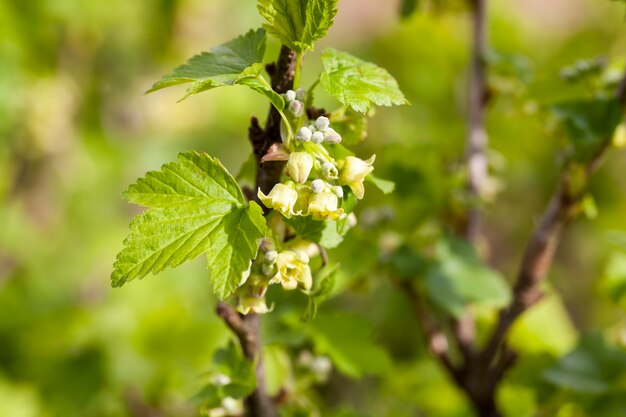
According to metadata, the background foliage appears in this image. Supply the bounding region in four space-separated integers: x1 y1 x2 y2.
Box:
1 0 626 416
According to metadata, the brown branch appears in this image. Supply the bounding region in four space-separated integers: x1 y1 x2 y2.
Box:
481 67 626 367
465 0 489 245
399 282 459 379
216 45 296 417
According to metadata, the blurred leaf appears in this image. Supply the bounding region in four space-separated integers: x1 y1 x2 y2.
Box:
147 29 284 107
367 174 396 194
330 107 369 145
598 252 626 306
112 151 267 300
308 312 392 378
551 97 623 160
302 263 338 321
257 0 338 52
543 332 626 394
320 48 408 113
390 244 431 279
507 293 578 356
263 345 293 396
425 237 511 317
400 0 418 19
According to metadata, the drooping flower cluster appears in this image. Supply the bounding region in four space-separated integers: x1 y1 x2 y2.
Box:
236 240 318 315
258 96 375 221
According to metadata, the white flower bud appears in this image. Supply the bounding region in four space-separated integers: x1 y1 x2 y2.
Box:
221 397 240 414
287 152 314 184
323 127 342 144
347 212 358 227
212 373 231 387
296 126 312 142
295 88 306 101
311 179 325 193
322 161 338 179
311 131 324 144
264 250 277 264
333 185 344 198
314 116 330 131
288 100 304 117
283 89 296 102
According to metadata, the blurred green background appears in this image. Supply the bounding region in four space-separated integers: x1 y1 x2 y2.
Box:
2 0 626 416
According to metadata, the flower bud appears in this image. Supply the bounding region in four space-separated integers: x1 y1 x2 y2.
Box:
287 152 314 184
295 88 306 101
296 126 312 142
288 100 304 117
307 192 344 220
338 155 375 199
311 179 325 193
311 131 324 144
314 116 330 131
264 250 277 264
283 89 296 102
258 183 299 217
321 162 338 179
323 128 342 144
333 185 344 198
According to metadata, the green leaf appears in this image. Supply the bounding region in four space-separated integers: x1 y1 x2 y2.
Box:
308 312 392 378
329 107 368 145
285 213 353 249
213 341 257 398
263 345 293 396
424 236 511 317
552 97 623 161
112 151 267 300
543 332 626 394
320 48 408 113
507 292 578 356
598 252 626 306
400 0 418 19
257 0 338 53
302 263 338 321
147 29 283 107
366 174 395 194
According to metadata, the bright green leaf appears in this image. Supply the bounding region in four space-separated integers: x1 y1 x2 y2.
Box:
263 345 293 396
112 151 267 300
257 0 338 53
302 263 338 321
147 29 283 107
213 341 257 398
320 48 408 113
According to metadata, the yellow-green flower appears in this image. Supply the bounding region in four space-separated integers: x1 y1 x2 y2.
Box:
237 296 271 315
307 192 344 220
287 152 314 184
258 184 299 217
338 155 375 199
270 250 312 291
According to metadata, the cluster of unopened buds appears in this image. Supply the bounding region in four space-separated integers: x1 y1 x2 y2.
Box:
283 88 305 117
258 104 376 220
236 241 318 315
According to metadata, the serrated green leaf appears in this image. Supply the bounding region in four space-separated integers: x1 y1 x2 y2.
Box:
147 29 282 107
257 0 338 53
424 236 511 317
320 48 408 113
213 341 256 399
112 151 267 300
366 174 395 194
